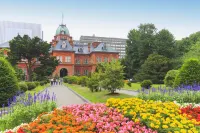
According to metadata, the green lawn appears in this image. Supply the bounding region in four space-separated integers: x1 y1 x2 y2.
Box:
65 83 133 103
123 83 165 91
26 84 50 95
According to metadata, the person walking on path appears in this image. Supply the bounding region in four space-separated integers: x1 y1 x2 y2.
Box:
50 78 53 86
56 79 58 85
60 78 63 85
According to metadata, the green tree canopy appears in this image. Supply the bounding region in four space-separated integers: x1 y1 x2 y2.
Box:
124 24 176 79
8 35 58 81
154 29 176 58
174 59 200 87
0 57 19 105
135 54 171 84
99 60 124 93
183 41 200 61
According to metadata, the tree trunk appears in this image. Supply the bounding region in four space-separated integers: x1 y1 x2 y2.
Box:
111 89 115 94
27 60 32 81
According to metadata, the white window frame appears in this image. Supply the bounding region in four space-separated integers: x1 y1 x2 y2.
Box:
65 56 71 63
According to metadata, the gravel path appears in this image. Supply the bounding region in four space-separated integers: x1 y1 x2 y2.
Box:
47 85 86 108
116 89 139 96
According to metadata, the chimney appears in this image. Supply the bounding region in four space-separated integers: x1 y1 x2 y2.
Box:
88 43 91 52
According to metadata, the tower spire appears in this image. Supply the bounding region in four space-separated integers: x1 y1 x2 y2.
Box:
62 13 64 25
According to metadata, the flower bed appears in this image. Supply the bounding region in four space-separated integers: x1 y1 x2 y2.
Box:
5 98 200 133
6 104 156 133
106 98 200 132
181 105 200 122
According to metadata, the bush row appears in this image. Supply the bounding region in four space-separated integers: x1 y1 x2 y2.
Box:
63 76 88 87
18 80 49 92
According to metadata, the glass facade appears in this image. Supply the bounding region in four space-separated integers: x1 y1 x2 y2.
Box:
0 21 41 44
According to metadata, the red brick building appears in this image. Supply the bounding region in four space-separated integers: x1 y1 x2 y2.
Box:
50 24 119 77
0 23 119 78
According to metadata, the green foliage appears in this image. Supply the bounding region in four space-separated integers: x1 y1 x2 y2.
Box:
78 76 88 86
153 29 176 58
0 102 56 131
176 31 200 57
136 54 171 84
127 81 132 87
34 56 59 81
19 82 28 92
8 35 58 81
0 57 19 105
140 80 152 89
98 60 124 93
124 24 176 79
87 73 100 92
174 59 200 87
164 70 179 87
138 89 200 104
39 81 46 86
183 42 200 62
34 81 40 86
63 76 79 84
63 76 68 83
14 67 25 81
26 82 36 90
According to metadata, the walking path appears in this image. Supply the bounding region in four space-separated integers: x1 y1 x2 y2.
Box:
47 85 86 108
116 89 139 96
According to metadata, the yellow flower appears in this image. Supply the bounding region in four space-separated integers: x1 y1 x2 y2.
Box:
162 125 168 129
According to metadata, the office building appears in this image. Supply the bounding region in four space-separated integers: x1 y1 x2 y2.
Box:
80 35 127 58
0 21 42 44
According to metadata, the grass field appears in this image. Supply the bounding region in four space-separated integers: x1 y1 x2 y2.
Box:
65 83 133 103
123 83 165 91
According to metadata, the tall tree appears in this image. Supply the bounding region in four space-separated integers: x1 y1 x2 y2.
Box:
137 24 157 65
176 31 200 57
135 54 171 84
125 29 140 78
124 23 157 79
8 35 58 81
154 29 176 58
34 56 59 81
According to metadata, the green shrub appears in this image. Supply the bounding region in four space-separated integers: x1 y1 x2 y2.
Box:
87 73 99 92
19 82 28 92
34 81 40 86
164 70 179 87
64 76 79 84
0 57 19 105
174 59 200 87
26 82 36 90
63 76 68 83
0 101 56 131
127 81 132 87
78 76 88 86
141 80 152 89
40 81 46 86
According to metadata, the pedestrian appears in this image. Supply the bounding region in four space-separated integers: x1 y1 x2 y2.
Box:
53 78 56 85
56 78 58 85
51 78 53 86
60 78 63 85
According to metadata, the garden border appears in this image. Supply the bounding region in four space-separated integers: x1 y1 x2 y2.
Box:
65 85 91 103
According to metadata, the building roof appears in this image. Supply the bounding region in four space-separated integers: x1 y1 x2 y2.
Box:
56 24 70 36
52 39 73 51
0 41 9 48
91 43 117 53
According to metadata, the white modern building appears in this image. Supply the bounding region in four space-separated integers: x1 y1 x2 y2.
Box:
0 21 42 44
80 35 127 58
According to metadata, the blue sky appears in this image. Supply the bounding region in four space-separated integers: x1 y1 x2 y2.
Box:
1 0 200 42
